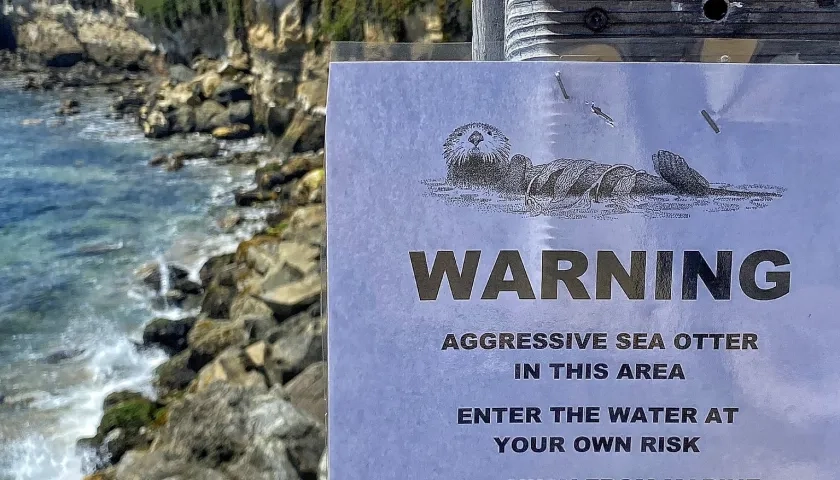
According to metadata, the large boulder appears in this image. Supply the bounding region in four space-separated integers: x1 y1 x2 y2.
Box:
78 395 161 470
165 106 197 134
187 319 247 371
263 309 325 385
195 100 230 133
14 9 155 69
212 124 252 140
199 253 237 288
142 317 197 356
76 21 155 69
170 139 221 161
291 168 325 205
234 188 277 207
200 283 237 319
283 361 326 424
16 18 85 67
114 451 233 480
136 262 190 292
280 205 326 247
192 348 267 393
254 152 324 191
229 295 274 323
278 111 325 153
212 80 250 105
153 351 197 399
114 384 324 480
228 101 254 126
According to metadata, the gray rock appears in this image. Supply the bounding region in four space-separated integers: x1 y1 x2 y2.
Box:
171 140 221 161
212 80 250 105
230 296 275 323
258 274 321 319
142 317 197 356
228 101 253 126
258 242 321 290
279 111 325 154
243 314 278 343
115 451 234 480
167 106 197 134
264 312 325 386
200 283 237 319
148 154 167 166
137 262 190 292
280 205 326 247
171 277 203 296
199 254 236 287
43 348 85 364
56 98 80 116
234 188 277 207
153 351 197 398
121 383 324 480
169 64 197 83
229 151 262 165
112 94 145 113
103 391 146 411
165 156 185 172
193 348 267 393
195 100 229 132
187 319 247 371
103 428 133 466
266 103 295 137
284 361 326 424
218 212 242 233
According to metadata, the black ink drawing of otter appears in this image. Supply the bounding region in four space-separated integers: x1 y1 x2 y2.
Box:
438 122 783 216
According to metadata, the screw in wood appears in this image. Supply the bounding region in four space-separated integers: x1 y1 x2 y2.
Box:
583 8 609 32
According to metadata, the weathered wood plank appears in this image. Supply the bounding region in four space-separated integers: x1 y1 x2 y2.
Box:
505 0 840 61
506 0 840 14
507 11 840 25
472 0 506 60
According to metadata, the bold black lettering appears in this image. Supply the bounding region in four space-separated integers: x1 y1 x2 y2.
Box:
596 250 646 300
481 250 536 300
739 250 791 300
541 250 590 299
409 251 480 300
655 250 674 300
682 251 732 300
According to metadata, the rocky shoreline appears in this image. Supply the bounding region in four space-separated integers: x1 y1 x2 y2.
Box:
2 23 328 480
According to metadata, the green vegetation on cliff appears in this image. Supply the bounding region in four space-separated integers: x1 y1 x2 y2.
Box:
134 0 227 29
135 0 470 43
316 0 471 41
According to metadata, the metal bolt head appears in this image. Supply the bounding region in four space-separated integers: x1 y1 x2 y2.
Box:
584 8 609 32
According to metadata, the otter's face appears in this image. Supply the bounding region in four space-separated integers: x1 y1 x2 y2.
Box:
443 123 511 187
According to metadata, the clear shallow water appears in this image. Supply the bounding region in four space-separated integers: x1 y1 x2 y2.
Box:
0 87 257 480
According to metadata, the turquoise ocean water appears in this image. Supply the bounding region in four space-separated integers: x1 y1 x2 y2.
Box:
0 86 257 480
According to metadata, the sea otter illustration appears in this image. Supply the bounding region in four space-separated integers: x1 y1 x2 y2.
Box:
440 122 781 212
443 122 511 187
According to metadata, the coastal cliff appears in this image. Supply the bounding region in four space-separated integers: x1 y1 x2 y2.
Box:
0 0 471 479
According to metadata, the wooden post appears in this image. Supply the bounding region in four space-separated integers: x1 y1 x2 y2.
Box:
471 0 506 60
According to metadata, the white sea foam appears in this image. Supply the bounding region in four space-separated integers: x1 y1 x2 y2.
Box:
1 333 166 480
